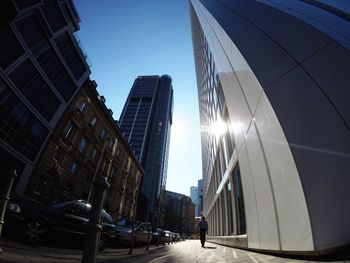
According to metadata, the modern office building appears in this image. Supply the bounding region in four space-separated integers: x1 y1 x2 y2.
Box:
190 186 199 217
190 0 350 255
119 75 173 224
0 0 90 196
26 79 143 220
197 178 203 216
163 190 195 236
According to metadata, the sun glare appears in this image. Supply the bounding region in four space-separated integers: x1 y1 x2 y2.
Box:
171 120 184 144
211 119 227 137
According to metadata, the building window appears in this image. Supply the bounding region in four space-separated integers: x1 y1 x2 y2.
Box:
9 59 60 121
63 120 75 140
0 79 48 161
78 137 87 153
90 117 97 127
0 19 24 69
101 159 109 174
78 101 86 112
54 149 64 163
232 165 246 235
70 162 78 174
41 0 66 33
99 128 106 140
54 32 86 81
91 148 97 161
108 138 114 149
225 181 234 235
16 15 77 102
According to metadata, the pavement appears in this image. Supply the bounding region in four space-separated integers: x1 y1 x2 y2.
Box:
1 238 350 263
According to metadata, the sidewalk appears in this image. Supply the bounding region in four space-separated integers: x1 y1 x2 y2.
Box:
1 238 350 263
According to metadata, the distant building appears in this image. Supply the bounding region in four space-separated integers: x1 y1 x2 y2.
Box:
0 0 90 197
119 75 173 225
163 190 195 235
190 0 350 255
26 79 143 220
190 186 199 216
197 179 203 216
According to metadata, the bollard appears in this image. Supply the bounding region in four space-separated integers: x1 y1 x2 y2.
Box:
82 176 109 263
128 224 135 255
0 170 17 254
146 224 150 250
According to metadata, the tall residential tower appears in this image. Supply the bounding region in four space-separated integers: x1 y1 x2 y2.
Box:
119 75 173 224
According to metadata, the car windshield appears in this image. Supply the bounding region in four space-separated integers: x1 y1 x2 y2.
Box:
102 210 114 224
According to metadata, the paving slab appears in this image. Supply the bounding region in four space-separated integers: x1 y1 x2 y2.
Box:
1 238 350 262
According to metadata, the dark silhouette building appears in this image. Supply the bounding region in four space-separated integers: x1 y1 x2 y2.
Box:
0 0 90 196
119 75 173 225
163 190 195 236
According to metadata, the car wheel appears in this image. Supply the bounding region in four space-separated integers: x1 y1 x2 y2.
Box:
24 220 45 245
98 236 107 251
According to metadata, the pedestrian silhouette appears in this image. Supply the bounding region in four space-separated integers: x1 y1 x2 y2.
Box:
197 216 208 247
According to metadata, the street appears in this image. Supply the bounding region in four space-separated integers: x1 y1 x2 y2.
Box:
1 238 350 263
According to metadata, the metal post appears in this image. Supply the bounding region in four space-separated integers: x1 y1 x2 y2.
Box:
82 176 109 263
0 170 17 253
146 224 150 250
87 139 109 202
128 224 135 255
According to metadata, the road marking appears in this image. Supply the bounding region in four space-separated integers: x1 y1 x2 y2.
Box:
148 253 177 263
248 253 259 263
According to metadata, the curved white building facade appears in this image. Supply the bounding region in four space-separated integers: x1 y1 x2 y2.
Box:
190 0 350 255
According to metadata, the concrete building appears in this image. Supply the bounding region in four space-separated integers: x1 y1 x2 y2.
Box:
0 0 90 196
26 79 143 220
163 190 195 236
190 0 350 255
119 75 173 225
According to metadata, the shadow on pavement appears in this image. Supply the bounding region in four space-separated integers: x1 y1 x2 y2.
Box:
204 246 217 249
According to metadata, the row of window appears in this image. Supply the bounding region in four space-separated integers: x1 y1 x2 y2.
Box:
63 119 111 156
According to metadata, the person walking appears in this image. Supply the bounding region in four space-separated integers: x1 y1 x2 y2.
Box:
197 216 208 247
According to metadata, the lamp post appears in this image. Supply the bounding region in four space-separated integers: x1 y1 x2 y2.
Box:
87 138 109 202
82 176 109 263
0 170 17 254
82 138 110 263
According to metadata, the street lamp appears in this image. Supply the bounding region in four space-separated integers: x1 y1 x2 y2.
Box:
0 170 17 254
87 138 110 202
82 138 110 263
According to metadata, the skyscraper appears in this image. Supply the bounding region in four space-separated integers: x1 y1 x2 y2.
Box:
190 0 350 255
190 186 199 217
119 75 173 224
197 179 203 217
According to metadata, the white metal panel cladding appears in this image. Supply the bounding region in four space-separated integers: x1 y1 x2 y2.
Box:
190 0 314 252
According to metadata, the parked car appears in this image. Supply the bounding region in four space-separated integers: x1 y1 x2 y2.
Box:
174 232 181 242
4 196 115 249
114 218 152 246
163 230 171 244
151 227 165 245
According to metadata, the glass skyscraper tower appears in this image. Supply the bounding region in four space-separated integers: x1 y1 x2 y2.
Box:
119 75 173 224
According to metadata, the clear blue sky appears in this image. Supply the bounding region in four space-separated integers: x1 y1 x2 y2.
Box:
74 0 202 196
